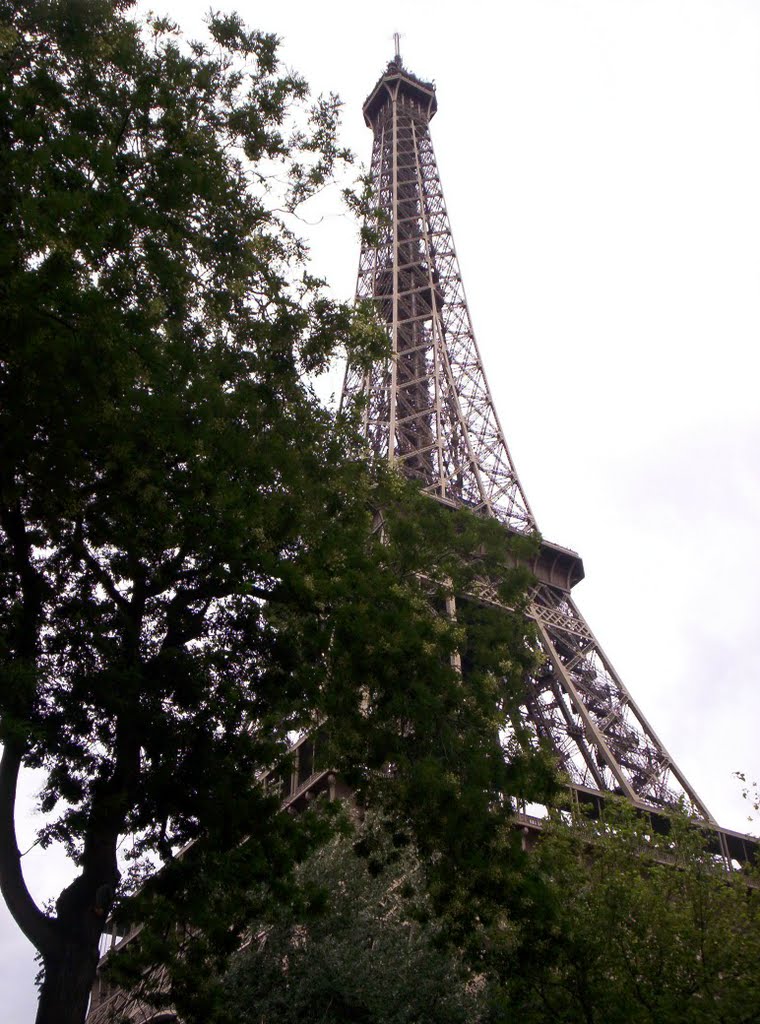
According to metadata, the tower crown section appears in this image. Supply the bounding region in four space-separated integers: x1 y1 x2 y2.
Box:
363 57 437 129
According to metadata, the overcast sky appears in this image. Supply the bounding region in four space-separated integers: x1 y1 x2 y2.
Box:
3 1 760 1019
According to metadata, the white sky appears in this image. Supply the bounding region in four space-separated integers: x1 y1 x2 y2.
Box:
4 1 760 1019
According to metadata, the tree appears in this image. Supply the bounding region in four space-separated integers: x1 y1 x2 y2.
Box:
216 812 491 1024
489 802 760 1024
0 4 547 1021
219 803 760 1024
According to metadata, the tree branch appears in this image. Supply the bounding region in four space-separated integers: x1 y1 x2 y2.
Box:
162 590 214 650
0 741 58 956
71 523 129 614
112 103 134 153
0 490 46 663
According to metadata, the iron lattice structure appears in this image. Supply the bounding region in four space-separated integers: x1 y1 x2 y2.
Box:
342 57 716 826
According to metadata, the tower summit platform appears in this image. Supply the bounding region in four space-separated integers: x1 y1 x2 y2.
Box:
363 56 438 128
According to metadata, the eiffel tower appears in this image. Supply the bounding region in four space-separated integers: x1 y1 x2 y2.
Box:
341 50 753 862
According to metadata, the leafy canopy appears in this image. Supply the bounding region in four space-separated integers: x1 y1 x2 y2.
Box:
220 803 760 1024
492 802 760 1024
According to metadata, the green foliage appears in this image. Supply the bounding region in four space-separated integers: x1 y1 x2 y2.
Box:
216 813 490 1024
218 803 760 1024
0 0 360 865
494 802 760 1024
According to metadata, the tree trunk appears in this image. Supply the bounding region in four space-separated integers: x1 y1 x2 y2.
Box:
35 940 100 1024
33 870 116 1024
